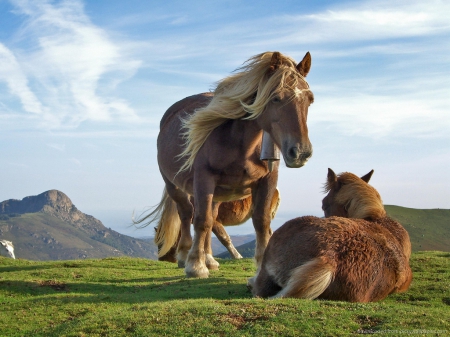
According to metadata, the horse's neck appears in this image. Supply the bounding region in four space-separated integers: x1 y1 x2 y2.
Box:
228 118 263 152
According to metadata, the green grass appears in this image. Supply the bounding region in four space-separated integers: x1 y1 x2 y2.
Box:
1 252 449 336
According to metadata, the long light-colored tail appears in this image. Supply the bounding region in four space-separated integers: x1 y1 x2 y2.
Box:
133 188 181 257
270 257 334 299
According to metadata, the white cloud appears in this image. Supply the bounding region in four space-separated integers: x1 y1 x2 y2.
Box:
3 0 141 129
0 43 43 114
279 0 450 45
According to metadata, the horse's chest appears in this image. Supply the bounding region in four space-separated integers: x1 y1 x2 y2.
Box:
212 163 266 200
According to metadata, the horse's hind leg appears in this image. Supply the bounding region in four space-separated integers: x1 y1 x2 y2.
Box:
204 226 220 270
163 178 194 268
212 222 243 259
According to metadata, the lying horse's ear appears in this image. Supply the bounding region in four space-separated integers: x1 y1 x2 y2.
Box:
268 52 283 73
360 169 374 183
327 168 337 186
296 52 311 77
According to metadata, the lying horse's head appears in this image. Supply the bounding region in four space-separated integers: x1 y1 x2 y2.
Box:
322 168 386 220
254 52 314 168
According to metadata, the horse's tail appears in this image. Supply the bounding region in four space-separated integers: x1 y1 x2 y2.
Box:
133 188 181 258
272 257 335 300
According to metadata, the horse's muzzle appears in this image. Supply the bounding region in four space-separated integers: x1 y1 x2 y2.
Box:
283 145 313 168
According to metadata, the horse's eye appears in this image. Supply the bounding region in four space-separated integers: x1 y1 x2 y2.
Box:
271 96 281 103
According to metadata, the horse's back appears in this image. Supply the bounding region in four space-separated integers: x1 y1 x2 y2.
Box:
159 92 214 129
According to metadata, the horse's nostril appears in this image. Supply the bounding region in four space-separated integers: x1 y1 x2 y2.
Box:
288 146 300 159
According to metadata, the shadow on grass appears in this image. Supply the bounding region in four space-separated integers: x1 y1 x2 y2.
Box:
0 274 253 305
0 264 59 273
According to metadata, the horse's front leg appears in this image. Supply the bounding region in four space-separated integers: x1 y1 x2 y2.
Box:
248 172 278 287
185 176 217 278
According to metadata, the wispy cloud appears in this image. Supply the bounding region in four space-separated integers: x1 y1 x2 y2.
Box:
297 0 450 42
1 0 141 129
0 43 43 114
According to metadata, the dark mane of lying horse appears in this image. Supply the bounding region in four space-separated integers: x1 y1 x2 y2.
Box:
250 169 412 302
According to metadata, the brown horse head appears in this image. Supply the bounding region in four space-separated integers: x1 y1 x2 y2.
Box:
322 168 385 220
254 52 314 168
178 51 314 173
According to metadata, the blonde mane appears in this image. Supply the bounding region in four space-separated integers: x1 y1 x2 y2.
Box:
325 172 386 220
177 51 310 173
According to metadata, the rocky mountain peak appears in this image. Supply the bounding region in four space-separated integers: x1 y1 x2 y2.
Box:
1 190 73 214
0 190 94 226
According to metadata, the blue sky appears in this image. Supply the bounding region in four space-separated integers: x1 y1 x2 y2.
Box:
1 0 449 237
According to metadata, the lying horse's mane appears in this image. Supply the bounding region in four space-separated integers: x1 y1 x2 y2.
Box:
325 172 386 220
177 51 312 173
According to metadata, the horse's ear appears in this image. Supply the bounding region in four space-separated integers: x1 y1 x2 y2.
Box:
296 52 311 77
360 169 374 183
269 52 283 73
327 168 337 186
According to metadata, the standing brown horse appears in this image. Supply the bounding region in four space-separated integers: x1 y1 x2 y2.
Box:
250 169 412 302
139 51 313 278
156 189 280 264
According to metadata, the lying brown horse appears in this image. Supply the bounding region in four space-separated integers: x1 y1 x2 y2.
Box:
156 189 280 264
250 169 412 302
137 51 314 278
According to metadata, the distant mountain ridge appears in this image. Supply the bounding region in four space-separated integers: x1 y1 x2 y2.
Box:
0 190 159 260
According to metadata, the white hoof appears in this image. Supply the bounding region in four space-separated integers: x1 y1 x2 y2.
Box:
229 247 243 259
205 254 220 270
185 260 209 278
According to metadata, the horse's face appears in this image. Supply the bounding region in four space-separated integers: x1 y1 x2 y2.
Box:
322 186 348 218
258 87 313 168
256 53 313 168
322 167 348 217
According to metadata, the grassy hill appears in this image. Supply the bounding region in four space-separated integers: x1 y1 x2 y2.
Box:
0 252 449 336
384 205 450 252
217 206 450 259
